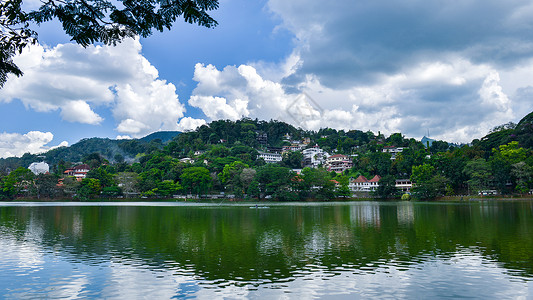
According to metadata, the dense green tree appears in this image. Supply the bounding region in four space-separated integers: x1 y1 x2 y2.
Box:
180 167 211 196
256 165 296 201
86 166 115 188
429 141 449 154
493 141 528 164
511 162 532 194
78 178 101 199
374 175 397 199
83 152 106 169
137 168 164 192
463 158 492 194
246 180 260 198
335 175 351 198
220 161 249 196
0 167 34 200
300 167 335 200
411 164 449 199
490 156 512 194
148 180 181 197
35 173 60 199
282 151 303 169
101 186 122 197
430 151 468 194
387 133 407 147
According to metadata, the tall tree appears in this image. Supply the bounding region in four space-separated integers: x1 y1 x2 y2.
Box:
463 158 492 194
180 167 211 196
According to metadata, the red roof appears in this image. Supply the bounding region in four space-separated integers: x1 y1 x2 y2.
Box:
369 175 381 182
354 175 368 183
329 154 347 158
74 164 90 170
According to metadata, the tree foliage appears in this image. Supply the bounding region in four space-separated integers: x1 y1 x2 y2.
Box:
1 0 219 86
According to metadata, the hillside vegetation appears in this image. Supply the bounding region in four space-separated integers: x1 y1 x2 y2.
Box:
1 113 532 201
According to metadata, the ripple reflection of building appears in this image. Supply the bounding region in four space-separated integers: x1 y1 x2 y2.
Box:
349 203 381 228
396 202 414 225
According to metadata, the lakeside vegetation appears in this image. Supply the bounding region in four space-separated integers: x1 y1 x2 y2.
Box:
1 111 532 201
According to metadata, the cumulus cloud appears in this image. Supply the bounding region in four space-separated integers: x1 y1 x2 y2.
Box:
267 0 533 88
60 100 103 124
176 117 207 132
183 0 533 142
188 57 523 143
0 38 186 137
0 131 67 158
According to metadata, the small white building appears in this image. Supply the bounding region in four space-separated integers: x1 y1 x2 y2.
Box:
382 146 406 160
395 179 413 192
179 158 195 164
28 162 49 175
259 152 282 163
302 146 329 168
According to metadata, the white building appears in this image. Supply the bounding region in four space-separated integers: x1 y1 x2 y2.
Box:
395 179 413 192
28 162 49 175
349 175 381 192
64 164 90 181
302 146 329 168
325 154 353 173
382 146 406 160
259 152 282 163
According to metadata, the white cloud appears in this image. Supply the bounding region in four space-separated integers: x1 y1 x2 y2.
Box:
116 135 133 140
0 131 67 158
267 0 533 87
188 57 523 143
181 0 523 142
0 38 186 138
60 100 103 124
176 117 207 132
116 119 150 135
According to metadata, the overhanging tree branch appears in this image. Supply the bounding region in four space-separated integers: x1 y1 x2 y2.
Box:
0 0 219 87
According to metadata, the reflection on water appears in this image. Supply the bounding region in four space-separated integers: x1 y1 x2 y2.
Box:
0 201 532 298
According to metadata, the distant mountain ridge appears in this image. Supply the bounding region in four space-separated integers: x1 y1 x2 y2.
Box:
140 131 181 143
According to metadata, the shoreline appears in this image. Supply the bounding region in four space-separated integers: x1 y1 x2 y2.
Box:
2 196 533 205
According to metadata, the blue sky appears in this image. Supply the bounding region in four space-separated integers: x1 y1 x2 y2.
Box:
1 0 533 158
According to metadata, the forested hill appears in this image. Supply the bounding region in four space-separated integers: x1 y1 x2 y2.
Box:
140 131 181 143
1 112 532 173
474 111 533 152
0 136 166 172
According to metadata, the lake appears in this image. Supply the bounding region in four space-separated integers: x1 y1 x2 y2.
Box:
0 201 532 299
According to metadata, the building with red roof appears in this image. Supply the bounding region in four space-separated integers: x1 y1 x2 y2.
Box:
349 175 381 192
64 164 90 181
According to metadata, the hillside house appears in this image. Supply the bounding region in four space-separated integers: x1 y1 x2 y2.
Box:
395 179 413 192
302 146 329 168
349 175 381 192
325 154 353 173
259 152 282 163
382 146 406 160
64 164 90 181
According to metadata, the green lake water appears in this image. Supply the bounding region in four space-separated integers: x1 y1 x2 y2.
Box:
0 201 532 299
